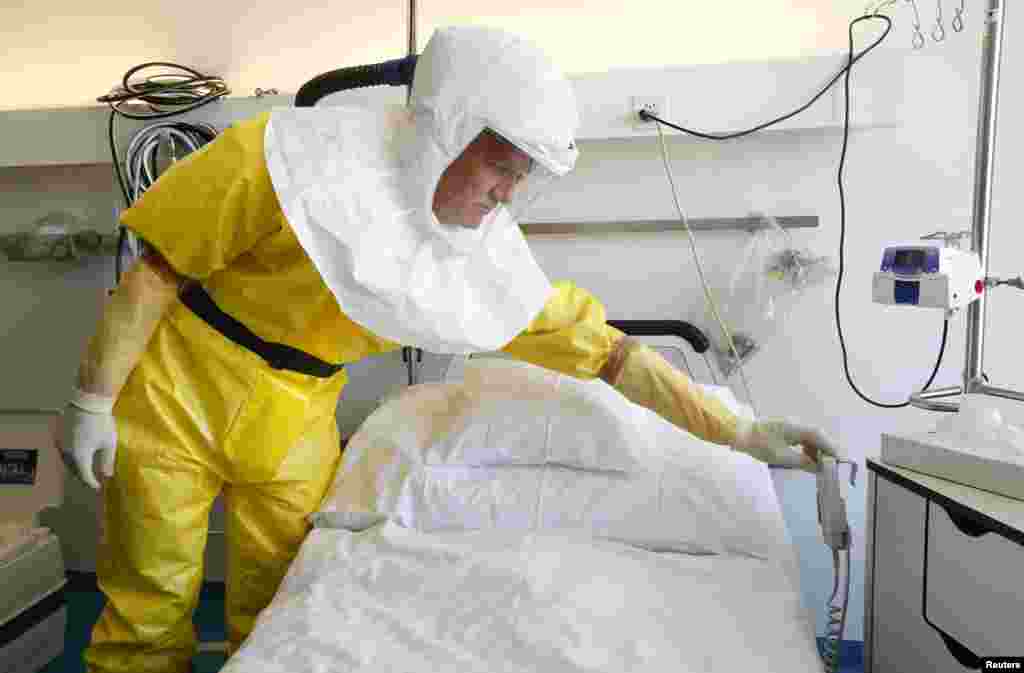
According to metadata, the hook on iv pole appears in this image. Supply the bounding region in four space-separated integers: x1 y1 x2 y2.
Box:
873 0 961 49
906 0 926 48
932 0 947 42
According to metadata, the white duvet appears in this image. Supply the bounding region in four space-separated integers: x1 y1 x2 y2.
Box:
314 358 797 563
222 357 823 672
222 522 822 673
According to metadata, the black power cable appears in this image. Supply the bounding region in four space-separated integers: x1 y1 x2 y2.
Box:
97 62 229 284
642 14 950 409
834 17 947 407
637 15 890 139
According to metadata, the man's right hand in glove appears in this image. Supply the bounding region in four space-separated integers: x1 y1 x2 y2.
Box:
57 389 118 490
732 418 844 473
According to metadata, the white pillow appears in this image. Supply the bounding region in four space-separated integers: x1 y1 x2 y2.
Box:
371 453 790 560
365 359 643 473
313 360 792 561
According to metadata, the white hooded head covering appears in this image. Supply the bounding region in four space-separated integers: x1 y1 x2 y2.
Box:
263 25 580 354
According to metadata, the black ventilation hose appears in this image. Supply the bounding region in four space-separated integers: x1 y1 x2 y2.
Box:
295 55 419 107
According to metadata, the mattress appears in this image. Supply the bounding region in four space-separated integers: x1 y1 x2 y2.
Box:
222 520 820 673
223 454 817 673
222 354 821 671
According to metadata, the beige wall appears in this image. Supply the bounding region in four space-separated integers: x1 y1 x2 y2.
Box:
4 0 874 110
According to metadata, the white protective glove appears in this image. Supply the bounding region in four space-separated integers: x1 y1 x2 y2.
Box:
57 389 117 490
733 418 843 473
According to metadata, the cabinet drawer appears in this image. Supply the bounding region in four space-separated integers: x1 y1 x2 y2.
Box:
871 477 973 673
926 499 1024 660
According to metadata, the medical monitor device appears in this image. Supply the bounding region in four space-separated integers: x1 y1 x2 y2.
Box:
872 244 983 314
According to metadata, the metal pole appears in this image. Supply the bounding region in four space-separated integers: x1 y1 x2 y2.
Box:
520 215 819 236
910 0 1008 412
963 0 1006 393
404 0 424 383
406 0 417 105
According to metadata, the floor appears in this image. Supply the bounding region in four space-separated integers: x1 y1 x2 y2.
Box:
40 572 864 672
39 573 227 673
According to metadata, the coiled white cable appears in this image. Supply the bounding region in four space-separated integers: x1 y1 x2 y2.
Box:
822 548 851 673
99 62 227 283
117 121 218 263
123 122 217 202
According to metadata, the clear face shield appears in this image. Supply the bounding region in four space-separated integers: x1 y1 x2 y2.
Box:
483 129 562 225
497 160 558 224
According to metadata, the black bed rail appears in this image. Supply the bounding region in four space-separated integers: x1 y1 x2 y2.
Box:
606 320 710 354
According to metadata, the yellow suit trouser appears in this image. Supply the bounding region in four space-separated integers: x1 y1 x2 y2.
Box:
83 302 345 673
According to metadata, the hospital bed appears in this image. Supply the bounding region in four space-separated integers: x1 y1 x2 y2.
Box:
219 321 825 673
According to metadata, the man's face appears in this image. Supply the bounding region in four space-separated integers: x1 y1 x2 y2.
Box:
432 130 533 228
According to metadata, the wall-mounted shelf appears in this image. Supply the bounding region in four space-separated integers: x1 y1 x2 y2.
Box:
520 215 818 236
569 47 905 141
0 94 294 169
0 47 905 169
0 230 119 262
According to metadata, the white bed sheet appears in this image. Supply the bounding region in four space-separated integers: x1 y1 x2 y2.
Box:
222 521 821 673
223 353 821 671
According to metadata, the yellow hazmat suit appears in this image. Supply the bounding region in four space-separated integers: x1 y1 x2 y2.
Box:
83 111 366 672
80 110 748 673
61 22 848 673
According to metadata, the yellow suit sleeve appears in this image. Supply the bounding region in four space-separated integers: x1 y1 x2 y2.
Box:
500 280 624 379
119 111 281 281
605 340 740 446
502 280 739 446
76 252 184 400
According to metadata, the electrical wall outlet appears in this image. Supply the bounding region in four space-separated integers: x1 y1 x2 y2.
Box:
631 95 668 127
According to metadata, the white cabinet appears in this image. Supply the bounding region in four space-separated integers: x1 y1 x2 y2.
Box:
865 458 1024 672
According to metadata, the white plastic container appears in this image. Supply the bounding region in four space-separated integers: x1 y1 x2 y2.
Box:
0 528 67 673
881 431 1024 502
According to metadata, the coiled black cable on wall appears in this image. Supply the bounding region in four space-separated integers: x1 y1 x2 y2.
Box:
97 62 229 284
640 13 952 409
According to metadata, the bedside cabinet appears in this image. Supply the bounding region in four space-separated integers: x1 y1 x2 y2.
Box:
865 458 1024 672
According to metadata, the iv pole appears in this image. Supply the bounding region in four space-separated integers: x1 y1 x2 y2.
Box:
401 0 425 386
910 0 1024 411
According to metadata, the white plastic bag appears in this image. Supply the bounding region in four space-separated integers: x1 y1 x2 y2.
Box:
705 214 835 377
933 394 1024 459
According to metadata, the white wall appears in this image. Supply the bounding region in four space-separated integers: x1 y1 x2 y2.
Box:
521 9 1024 643
2 0 873 112
4 0 1024 647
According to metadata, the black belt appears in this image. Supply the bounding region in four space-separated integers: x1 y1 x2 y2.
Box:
180 283 344 379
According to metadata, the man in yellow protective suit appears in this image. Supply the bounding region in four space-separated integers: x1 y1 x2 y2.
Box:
57 25 842 673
